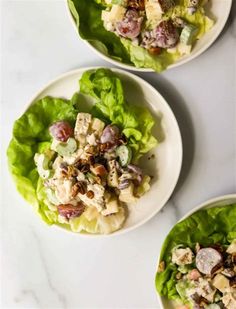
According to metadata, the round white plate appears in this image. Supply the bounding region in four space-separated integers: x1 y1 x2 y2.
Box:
26 67 182 236
66 0 232 72
156 193 236 309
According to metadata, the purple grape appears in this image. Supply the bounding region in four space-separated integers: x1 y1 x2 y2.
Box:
49 121 73 142
154 20 179 48
100 125 120 144
116 10 142 39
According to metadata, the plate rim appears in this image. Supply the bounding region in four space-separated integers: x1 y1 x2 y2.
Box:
20 66 183 237
156 193 236 309
65 0 232 72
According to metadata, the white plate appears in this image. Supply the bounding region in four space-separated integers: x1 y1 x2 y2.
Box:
66 0 232 72
156 193 236 309
25 67 182 236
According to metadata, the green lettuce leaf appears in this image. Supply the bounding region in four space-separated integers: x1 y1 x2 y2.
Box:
67 0 131 63
155 204 236 300
79 68 157 161
121 39 179 72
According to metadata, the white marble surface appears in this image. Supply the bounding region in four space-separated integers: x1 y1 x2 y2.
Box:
1 1 236 308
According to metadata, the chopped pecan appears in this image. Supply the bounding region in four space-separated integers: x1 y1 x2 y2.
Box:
90 164 108 177
95 176 102 185
74 159 90 173
210 243 224 254
74 158 88 168
148 47 162 55
86 190 94 199
71 182 80 197
199 298 209 307
128 0 145 10
61 165 78 178
157 261 165 273
88 155 95 165
230 276 236 287
86 145 97 154
211 263 223 276
221 268 235 278
118 134 127 145
80 164 90 173
73 181 87 195
69 166 79 177
99 142 114 152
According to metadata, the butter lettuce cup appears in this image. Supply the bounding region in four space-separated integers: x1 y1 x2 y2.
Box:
156 194 236 309
7 67 182 236
66 0 232 72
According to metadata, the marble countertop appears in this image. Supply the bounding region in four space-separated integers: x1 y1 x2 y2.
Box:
1 1 236 308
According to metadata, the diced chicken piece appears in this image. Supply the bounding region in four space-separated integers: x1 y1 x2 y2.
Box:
172 247 193 266
102 5 126 31
212 274 230 293
227 240 236 254
145 0 163 27
107 160 119 187
76 134 87 146
90 164 107 177
78 183 105 212
74 113 92 139
204 292 217 303
55 179 73 204
119 183 137 204
91 118 105 136
222 288 236 309
101 196 119 216
86 133 97 146
194 278 216 303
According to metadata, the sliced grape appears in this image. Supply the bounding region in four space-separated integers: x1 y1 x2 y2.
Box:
57 203 85 219
116 9 142 39
155 20 179 48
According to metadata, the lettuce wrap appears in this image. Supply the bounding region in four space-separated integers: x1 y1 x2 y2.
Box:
155 204 236 301
68 0 214 72
7 68 157 234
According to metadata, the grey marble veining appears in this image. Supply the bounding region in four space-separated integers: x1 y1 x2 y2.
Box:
1 0 236 308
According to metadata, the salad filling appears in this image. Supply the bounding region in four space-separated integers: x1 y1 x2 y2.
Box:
34 113 151 231
159 241 236 308
155 204 236 309
68 0 214 71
